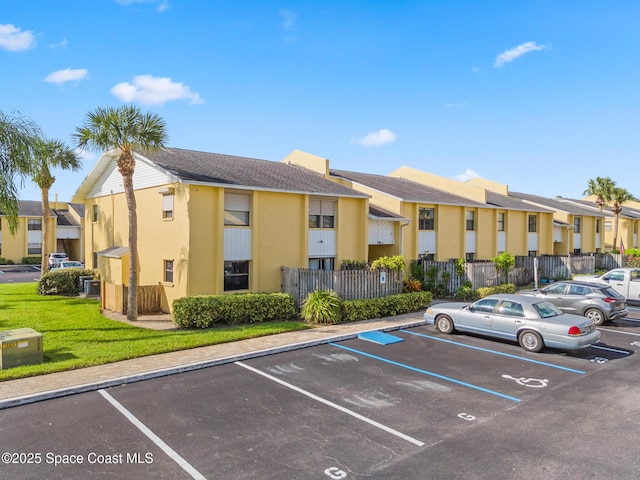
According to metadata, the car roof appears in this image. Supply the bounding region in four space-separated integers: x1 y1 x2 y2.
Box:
551 280 611 289
482 294 542 305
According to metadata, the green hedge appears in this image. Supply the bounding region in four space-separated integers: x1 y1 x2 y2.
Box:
22 256 42 265
476 283 516 298
173 293 298 328
340 291 433 322
38 269 97 295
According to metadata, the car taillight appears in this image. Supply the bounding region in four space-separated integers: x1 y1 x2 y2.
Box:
568 326 582 336
603 297 617 303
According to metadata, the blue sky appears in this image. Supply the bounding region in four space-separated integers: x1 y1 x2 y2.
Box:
2 0 639 202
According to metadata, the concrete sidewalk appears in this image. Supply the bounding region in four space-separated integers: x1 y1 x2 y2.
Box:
0 312 426 410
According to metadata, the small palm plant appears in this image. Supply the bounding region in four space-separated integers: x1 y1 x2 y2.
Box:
300 290 341 324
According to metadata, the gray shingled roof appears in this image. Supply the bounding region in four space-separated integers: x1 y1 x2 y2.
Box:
330 169 488 207
486 191 552 212
52 209 81 226
69 203 85 218
369 205 408 220
144 148 368 198
510 192 609 216
0 200 46 217
555 197 640 219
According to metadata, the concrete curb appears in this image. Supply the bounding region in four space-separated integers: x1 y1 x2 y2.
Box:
0 320 425 410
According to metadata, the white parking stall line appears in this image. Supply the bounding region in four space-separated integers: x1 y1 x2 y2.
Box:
599 327 640 337
235 361 425 447
590 344 632 355
98 389 207 480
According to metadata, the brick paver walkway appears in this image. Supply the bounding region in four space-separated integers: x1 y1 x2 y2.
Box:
0 312 425 409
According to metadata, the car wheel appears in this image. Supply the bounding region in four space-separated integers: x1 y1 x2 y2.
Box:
584 308 605 326
435 315 455 334
518 330 544 353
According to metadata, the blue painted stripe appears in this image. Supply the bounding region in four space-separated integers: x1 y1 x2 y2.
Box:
329 343 521 403
357 331 404 345
401 330 586 375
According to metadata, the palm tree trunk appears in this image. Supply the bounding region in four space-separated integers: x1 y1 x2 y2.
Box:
124 174 138 321
41 187 50 274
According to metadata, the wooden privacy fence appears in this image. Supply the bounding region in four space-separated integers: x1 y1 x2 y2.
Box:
421 253 625 293
282 267 403 306
103 283 163 314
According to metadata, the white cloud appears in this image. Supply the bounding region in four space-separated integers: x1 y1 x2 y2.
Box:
494 41 547 68
280 9 298 30
48 39 69 49
44 68 89 85
75 148 95 161
352 129 397 147
115 0 169 12
454 169 480 182
0 24 36 52
111 75 204 105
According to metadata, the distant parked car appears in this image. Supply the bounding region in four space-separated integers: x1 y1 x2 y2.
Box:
579 268 640 305
423 294 601 353
48 252 68 268
518 280 628 326
50 261 85 270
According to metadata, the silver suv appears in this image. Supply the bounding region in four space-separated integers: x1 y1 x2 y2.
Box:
518 280 628 326
48 252 69 268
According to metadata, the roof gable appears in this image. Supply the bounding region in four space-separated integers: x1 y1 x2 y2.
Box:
74 148 368 200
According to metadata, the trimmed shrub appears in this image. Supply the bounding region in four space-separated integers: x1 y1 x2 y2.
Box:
455 281 475 300
22 256 42 265
476 283 516 298
173 293 297 329
38 269 97 295
301 290 342 324
340 291 432 322
371 255 406 274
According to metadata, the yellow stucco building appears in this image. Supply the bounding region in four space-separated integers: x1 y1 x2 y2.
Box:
285 151 555 261
72 148 369 313
0 200 84 263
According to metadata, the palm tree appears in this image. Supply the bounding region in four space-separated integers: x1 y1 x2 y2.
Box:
73 106 167 321
609 187 637 252
0 110 40 233
29 138 81 273
583 176 615 213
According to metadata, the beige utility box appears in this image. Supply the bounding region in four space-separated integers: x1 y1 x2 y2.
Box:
0 328 43 369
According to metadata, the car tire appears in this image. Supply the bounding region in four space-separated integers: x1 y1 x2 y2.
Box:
584 308 605 326
518 330 544 353
435 315 455 334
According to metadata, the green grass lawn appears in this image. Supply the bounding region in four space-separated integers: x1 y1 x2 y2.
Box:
0 283 309 382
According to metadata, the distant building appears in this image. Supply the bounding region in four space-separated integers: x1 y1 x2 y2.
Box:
0 200 84 263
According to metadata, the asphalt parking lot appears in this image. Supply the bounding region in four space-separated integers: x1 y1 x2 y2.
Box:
2 312 640 479
0 265 41 283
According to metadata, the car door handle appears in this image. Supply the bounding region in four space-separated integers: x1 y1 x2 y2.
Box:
515 320 523 324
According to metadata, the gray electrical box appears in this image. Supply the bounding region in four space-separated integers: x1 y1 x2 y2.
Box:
84 279 101 295
0 328 43 369
79 275 95 292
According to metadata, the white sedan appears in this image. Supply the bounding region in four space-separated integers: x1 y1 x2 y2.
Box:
50 261 85 270
424 294 601 352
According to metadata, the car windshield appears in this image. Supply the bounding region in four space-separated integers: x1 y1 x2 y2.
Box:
533 301 563 318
